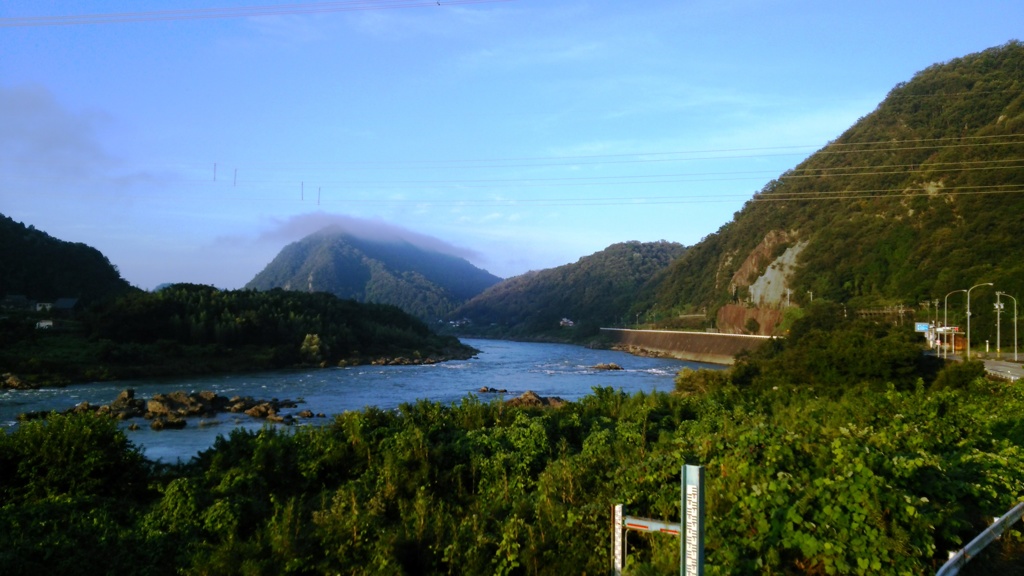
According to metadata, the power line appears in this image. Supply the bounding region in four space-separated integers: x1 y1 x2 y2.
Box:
0 0 512 27
166 133 1024 171
3 133 1022 207
5 155 1023 190
20 176 1020 208
6 134 1021 174
213 158 1024 188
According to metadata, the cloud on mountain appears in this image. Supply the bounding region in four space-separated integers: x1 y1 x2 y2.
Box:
256 212 482 261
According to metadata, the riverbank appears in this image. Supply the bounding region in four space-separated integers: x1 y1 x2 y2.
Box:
600 328 771 365
1 334 479 390
1 339 701 462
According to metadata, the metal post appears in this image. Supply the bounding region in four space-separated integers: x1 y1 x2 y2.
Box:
681 465 705 576
614 465 705 576
612 504 624 576
996 293 1004 359
945 289 966 359
967 283 994 360
998 293 1018 362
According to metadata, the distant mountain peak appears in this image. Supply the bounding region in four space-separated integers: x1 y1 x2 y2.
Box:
452 240 686 339
245 226 500 321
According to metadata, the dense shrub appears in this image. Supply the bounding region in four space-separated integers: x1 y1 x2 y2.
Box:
932 359 987 390
4 312 1024 574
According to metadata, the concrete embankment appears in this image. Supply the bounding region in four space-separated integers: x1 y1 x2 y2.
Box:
601 328 772 365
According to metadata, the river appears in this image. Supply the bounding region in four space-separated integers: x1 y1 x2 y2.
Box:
0 339 721 462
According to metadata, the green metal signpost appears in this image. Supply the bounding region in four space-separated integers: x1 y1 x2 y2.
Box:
612 464 704 575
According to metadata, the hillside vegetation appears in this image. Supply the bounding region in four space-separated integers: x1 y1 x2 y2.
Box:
1 284 475 386
246 226 501 322
0 214 133 305
452 240 685 340
651 41 1024 339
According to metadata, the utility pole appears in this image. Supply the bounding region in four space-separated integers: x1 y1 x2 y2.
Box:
996 293 1004 359
967 282 994 360
998 292 1018 362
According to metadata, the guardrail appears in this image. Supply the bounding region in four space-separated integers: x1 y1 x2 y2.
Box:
936 501 1024 576
985 368 1020 382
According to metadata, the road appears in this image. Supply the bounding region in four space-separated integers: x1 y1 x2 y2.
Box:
982 358 1024 381
935 353 1023 381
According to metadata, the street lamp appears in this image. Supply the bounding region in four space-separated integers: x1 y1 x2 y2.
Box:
967 282 994 360
944 289 967 359
995 293 1004 358
997 292 1018 362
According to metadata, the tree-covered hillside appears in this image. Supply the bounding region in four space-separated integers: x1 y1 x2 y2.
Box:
653 41 1024 339
246 227 501 322
452 240 686 340
0 214 133 304
1 284 476 385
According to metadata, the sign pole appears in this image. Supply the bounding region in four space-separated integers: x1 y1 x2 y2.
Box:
681 464 705 576
612 465 704 575
612 504 624 575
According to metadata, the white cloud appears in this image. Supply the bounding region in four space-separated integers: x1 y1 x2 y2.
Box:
253 211 481 260
0 84 112 180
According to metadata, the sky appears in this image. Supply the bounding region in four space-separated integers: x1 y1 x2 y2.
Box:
1 0 1021 290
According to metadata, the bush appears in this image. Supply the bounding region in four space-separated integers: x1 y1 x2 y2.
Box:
931 359 987 390
0 411 148 505
675 368 732 395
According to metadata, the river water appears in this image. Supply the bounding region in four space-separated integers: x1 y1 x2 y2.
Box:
0 339 720 462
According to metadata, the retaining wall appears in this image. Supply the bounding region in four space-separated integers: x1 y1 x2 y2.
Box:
601 328 772 365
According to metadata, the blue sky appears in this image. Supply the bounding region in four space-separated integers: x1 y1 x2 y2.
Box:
1 1 1021 290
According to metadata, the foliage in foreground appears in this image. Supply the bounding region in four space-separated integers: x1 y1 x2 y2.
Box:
3 312 1024 574
2 382 1024 573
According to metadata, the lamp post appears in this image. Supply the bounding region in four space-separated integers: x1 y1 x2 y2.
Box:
944 289 967 359
995 293 1004 358
997 292 1018 362
967 282 994 360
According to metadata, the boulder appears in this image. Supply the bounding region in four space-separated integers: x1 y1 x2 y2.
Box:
109 389 146 419
504 390 567 409
150 415 187 430
245 403 276 418
3 373 29 390
20 389 309 428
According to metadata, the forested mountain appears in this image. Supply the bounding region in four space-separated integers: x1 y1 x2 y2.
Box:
0 214 133 304
245 226 501 322
647 41 1024 338
2 283 476 385
451 240 686 339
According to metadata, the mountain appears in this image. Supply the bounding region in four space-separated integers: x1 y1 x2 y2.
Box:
245 226 501 321
450 240 686 339
0 213 133 305
643 41 1024 338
